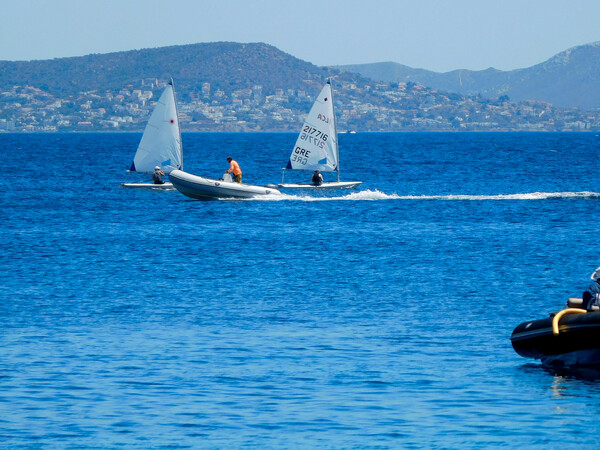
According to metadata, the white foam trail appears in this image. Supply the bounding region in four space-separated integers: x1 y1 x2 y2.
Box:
233 190 600 202
236 189 398 201
399 191 600 201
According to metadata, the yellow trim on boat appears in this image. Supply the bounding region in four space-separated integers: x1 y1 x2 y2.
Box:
552 308 587 335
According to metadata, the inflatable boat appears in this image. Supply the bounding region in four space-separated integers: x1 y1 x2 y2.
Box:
169 169 281 200
510 298 600 366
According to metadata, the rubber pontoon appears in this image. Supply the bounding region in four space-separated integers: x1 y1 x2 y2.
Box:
169 169 281 200
511 301 600 366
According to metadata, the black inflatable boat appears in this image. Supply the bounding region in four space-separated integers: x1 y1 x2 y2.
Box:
511 301 600 366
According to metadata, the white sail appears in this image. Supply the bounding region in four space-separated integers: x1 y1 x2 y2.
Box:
129 81 182 173
286 81 338 172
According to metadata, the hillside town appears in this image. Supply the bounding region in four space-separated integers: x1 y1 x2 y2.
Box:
1 77 599 132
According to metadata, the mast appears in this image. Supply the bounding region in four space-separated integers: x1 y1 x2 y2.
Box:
170 78 183 170
328 78 340 182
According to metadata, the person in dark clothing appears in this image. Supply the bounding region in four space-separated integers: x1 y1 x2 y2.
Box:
152 166 165 184
311 170 324 186
582 266 600 310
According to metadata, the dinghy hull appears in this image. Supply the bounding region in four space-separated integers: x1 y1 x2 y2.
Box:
511 310 600 366
169 169 281 200
120 182 175 190
278 181 362 190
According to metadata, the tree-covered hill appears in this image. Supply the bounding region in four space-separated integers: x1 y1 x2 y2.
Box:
0 42 335 98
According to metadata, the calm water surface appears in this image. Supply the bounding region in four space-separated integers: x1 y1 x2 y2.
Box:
1 132 600 447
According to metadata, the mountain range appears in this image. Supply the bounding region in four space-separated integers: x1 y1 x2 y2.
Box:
2 41 600 109
336 42 600 109
1 41 600 132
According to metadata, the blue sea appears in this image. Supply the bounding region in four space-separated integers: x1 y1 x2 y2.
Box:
2 131 600 447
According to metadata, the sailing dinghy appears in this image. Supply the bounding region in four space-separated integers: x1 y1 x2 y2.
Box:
279 80 362 190
120 79 183 190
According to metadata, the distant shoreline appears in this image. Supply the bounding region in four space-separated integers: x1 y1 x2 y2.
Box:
0 130 597 134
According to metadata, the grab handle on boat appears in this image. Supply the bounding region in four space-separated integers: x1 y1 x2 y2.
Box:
552 308 587 335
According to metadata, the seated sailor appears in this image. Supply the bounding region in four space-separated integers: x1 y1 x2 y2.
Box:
311 170 323 186
152 166 165 184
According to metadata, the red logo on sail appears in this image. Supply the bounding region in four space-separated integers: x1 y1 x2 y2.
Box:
317 113 330 123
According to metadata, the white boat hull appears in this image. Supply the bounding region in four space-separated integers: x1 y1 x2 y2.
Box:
169 169 281 200
120 182 175 190
278 181 362 190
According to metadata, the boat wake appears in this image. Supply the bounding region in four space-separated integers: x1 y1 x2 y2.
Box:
392 191 600 201
234 190 600 202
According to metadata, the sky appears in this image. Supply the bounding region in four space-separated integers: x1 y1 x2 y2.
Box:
1 0 599 73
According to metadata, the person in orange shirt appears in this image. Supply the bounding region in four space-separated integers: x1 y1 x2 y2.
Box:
226 156 242 183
